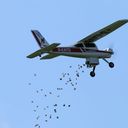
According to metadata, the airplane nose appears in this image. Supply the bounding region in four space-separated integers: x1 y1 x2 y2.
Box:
111 49 114 55
108 48 114 55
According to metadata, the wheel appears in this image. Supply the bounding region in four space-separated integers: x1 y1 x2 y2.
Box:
90 71 95 77
109 62 114 68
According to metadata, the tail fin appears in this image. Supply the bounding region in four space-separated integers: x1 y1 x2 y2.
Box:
31 30 49 48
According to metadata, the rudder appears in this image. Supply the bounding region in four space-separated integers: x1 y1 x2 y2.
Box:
31 30 49 48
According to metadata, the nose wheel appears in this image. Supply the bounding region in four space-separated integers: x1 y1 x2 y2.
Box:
103 59 114 68
109 62 114 68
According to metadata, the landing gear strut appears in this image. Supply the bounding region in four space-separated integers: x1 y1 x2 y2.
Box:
103 58 114 68
90 66 96 77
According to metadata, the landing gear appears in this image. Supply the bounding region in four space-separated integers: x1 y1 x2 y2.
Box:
90 71 95 77
103 58 114 68
88 59 114 77
90 66 96 77
109 62 114 68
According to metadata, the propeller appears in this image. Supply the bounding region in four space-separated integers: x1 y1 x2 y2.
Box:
109 43 117 60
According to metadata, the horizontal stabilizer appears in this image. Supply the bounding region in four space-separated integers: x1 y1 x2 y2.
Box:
40 54 59 60
27 43 60 58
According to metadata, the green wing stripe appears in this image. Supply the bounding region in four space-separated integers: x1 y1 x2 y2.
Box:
75 19 128 46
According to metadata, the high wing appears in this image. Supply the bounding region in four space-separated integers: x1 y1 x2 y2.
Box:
74 19 128 47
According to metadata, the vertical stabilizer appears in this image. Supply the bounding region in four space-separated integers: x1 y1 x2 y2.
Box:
31 30 49 48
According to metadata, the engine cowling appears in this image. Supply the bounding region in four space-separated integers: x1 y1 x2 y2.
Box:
105 48 114 54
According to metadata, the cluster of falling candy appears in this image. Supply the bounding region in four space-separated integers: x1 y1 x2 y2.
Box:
28 63 85 128
59 64 86 91
29 75 71 128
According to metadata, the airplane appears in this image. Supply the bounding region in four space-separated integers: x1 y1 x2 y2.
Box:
27 19 128 77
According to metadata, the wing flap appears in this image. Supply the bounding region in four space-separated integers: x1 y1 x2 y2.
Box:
75 19 128 46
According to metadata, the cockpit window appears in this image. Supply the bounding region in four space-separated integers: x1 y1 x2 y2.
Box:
75 43 96 47
75 43 84 47
85 43 96 47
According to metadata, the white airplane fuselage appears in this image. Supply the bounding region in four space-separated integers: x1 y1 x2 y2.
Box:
49 47 113 59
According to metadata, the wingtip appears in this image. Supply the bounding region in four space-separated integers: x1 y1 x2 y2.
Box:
26 55 33 58
26 55 31 58
119 19 128 22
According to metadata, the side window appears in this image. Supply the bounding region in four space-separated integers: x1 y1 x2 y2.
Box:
85 43 96 47
75 43 84 47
